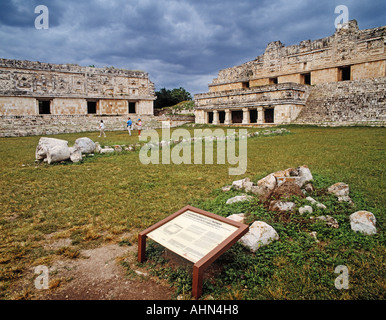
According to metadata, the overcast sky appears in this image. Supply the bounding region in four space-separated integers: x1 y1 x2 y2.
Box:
0 0 385 95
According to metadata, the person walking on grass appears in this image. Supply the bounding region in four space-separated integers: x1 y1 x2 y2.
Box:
127 117 132 136
136 118 142 138
99 120 106 137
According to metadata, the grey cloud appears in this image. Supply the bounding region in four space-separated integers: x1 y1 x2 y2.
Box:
0 0 384 95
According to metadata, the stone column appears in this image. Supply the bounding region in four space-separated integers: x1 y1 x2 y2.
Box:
257 107 264 124
213 110 219 125
224 109 232 125
242 108 250 124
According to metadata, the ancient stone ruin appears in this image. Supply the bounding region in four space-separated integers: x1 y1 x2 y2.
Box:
0 60 193 137
195 20 386 126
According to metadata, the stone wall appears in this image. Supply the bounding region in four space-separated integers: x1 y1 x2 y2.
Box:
0 58 156 116
208 20 386 91
294 77 386 126
0 114 194 137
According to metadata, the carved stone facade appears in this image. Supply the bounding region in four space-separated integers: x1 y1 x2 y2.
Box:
0 59 156 116
195 20 386 125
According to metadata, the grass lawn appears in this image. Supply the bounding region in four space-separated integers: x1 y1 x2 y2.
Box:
0 125 384 299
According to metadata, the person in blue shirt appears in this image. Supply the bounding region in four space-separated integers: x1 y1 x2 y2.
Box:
126 117 133 136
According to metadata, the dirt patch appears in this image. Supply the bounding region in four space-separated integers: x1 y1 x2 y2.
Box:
270 181 305 200
33 243 176 300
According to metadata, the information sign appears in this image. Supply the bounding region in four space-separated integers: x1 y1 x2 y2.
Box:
138 205 249 299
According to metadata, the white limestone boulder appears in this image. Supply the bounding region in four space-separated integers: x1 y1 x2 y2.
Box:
74 137 96 154
328 182 353 203
69 147 82 163
250 173 277 198
100 147 115 154
239 221 279 252
312 215 339 228
297 165 313 187
226 213 246 224
350 211 377 235
276 176 302 188
299 205 313 214
36 137 69 161
46 144 71 164
94 142 102 154
232 178 246 190
269 200 296 213
306 196 327 209
226 195 253 204
221 185 232 192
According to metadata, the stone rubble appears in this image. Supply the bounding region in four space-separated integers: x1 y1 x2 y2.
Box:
306 196 327 209
35 128 289 164
223 165 377 252
328 182 353 204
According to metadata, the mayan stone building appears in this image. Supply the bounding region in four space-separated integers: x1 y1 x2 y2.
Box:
195 20 386 126
0 59 157 136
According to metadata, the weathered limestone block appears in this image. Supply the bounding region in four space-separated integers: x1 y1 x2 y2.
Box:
36 137 69 161
226 213 246 224
269 200 296 213
69 147 82 163
74 137 96 154
221 185 232 192
239 221 279 252
100 147 114 154
276 176 302 187
299 205 313 214
94 142 102 154
350 211 377 235
226 195 253 204
328 182 353 203
250 173 277 199
297 165 313 187
232 177 254 191
46 144 71 164
312 215 339 228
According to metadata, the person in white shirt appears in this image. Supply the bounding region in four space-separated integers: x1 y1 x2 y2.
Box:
99 120 106 137
136 118 142 138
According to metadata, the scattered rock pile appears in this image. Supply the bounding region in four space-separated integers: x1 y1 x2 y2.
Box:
36 137 97 164
35 137 144 164
35 128 290 164
223 165 378 252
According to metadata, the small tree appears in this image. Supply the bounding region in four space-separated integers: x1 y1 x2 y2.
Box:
155 87 192 109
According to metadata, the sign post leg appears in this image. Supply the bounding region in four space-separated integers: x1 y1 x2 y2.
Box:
192 265 204 299
138 233 147 263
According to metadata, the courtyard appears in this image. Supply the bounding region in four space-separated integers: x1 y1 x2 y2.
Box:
0 125 384 300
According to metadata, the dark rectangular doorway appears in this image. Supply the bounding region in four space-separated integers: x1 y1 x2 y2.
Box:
38 100 51 115
249 109 257 123
231 110 243 124
208 111 213 124
87 101 97 114
128 102 136 114
264 108 274 123
339 66 351 81
219 111 225 124
302 73 311 85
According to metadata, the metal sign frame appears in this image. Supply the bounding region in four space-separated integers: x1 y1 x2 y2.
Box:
138 205 249 299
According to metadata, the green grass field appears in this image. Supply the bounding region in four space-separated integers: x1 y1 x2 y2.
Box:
0 125 384 299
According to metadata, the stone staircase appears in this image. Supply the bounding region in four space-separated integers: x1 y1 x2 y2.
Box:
294 77 386 126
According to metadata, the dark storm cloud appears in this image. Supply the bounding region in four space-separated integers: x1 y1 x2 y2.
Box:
0 0 384 94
